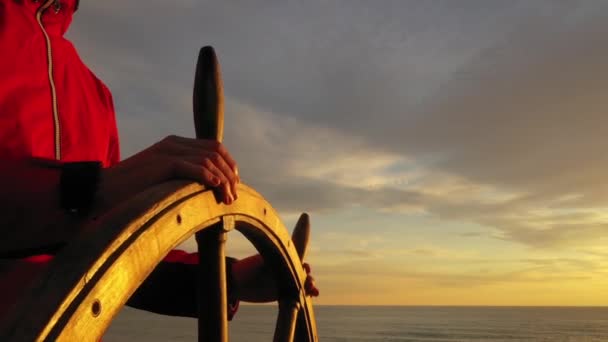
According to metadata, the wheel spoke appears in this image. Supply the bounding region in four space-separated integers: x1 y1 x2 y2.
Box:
196 216 234 342
274 299 301 342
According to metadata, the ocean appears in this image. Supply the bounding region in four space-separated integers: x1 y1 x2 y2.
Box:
105 305 608 341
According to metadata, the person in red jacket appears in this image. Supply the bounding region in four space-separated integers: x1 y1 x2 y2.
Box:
0 0 318 320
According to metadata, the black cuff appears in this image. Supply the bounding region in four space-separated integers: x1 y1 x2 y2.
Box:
60 161 102 216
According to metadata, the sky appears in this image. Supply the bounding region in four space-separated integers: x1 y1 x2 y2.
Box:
69 1 608 306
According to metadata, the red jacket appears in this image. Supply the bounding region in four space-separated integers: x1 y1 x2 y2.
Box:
0 0 119 167
0 0 237 319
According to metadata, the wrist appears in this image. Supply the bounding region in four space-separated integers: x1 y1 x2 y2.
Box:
59 161 102 216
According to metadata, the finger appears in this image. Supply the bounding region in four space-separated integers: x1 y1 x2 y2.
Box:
173 160 221 187
216 143 239 182
200 158 234 204
204 154 236 202
181 154 233 185
174 160 233 204
305 275 316 290
305 276 319 297
307 284 319 297
161 137 240 189
303 263 311 274
222 182 233 205
203 151 238 200
179 155 234 204
307 288 319 297
167 136 238 177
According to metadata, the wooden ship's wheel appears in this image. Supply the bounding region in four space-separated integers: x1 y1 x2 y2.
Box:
0 47 318 341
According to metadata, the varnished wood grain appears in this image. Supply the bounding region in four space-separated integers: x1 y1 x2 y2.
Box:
193 46 224 142
193 46 230 342
274 300 300 342
0 182 317 341
196 221 229 342
291 213 310 261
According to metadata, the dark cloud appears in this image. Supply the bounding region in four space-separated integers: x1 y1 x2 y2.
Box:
416 13 608 198
252 179 424 215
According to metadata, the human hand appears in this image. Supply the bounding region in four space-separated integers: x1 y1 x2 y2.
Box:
231 256 319 302
303 263 319 297
232 213 319 302
97 135 239 212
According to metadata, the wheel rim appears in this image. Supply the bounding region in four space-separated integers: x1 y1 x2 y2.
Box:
0 182 317 341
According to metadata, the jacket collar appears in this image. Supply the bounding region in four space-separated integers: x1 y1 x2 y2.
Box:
33 0 80 36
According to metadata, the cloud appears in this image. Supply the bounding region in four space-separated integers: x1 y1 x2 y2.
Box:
222 100 608 251
313 257 598 290
221 100 428 215
69 2 608 253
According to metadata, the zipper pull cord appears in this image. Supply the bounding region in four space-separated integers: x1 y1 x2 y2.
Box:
53 0 61 13
32 0 60 13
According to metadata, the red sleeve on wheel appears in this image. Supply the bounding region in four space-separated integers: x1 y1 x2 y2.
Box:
127 250 240 320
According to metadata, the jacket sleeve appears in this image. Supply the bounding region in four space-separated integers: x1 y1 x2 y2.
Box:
126 250 240 321
101 84 121 167
0 157 77 256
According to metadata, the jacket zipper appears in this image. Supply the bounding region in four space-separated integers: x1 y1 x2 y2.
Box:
36 0 62 160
